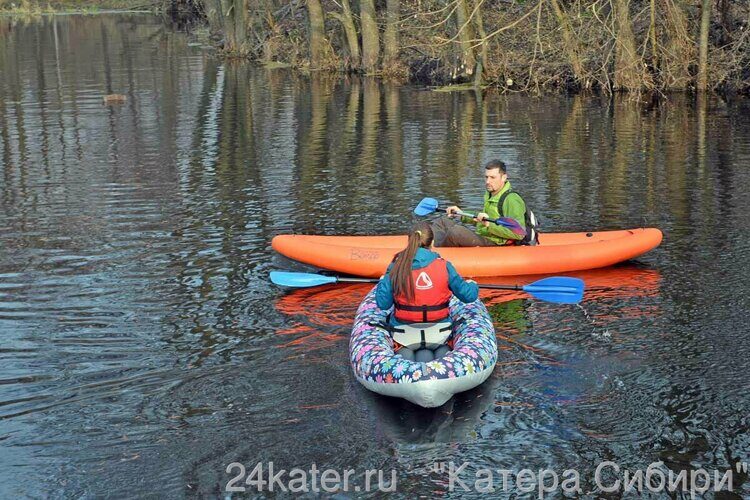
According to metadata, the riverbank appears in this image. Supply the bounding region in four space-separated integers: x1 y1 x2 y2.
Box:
0 0 156 14
3 1 749 96
202 0 750 96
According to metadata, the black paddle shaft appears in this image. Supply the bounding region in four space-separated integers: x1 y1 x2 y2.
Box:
339 277 521 291
477 284 522 291
437 206 495 223
337 277 380 284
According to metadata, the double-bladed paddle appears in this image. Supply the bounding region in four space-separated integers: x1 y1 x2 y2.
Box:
270 271 584 304
414 197 526 237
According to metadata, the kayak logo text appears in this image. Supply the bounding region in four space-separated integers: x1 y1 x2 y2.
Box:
225 462 397 493
438 460 744 497
350 249 380 261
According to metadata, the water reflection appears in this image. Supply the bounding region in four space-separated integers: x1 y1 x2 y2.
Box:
1 13 750 498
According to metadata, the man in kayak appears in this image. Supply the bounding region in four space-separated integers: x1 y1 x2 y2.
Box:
376 222 478 362
432 159 536 246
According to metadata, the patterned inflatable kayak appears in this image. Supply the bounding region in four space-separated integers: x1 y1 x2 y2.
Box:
350 288 497 408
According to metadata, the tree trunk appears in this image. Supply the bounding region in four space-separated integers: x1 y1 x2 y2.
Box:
330 0 360 70
612 0 649 91
234 0 249 55
649 0 658 70
383 0 401 67
205 0 222 33
697 0 711 91
472 0 487 87
383 0 400 68
220 0 236 51
216 0 250 55
306 0 326 68
549 0 584 83
662 0 693 90
454 0 476 79
360 0 380 72
716 0 732 44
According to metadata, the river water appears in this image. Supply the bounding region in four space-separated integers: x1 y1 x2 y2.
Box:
1 13 749 498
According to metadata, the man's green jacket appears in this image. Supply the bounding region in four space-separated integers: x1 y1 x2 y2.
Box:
460 181 526 245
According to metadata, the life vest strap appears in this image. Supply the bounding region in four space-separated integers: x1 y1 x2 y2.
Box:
393 301 451 312
394 300 451 322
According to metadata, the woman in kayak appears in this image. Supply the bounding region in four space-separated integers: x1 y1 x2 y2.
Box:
376 221 479 362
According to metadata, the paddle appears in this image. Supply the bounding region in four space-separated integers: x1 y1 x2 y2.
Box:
270 271 584 304
414 197 526 237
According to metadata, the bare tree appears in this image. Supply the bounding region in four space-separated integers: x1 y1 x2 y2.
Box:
472 0 487 86
360 0 380 72
329 0 360 70
220 0 236 51
234 0 249 53
549 0 585 84
611 0 650 91
195 0 750 93
662 0 693 90
383 0 400 69
648 0 658 70
306 0 327 68
697 0 711 91
454 0 476 79
201 0 251 55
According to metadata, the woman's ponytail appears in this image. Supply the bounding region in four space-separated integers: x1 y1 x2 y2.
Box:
391 222 434 301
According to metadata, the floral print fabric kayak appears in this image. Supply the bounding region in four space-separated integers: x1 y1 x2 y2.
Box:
349 288 498 408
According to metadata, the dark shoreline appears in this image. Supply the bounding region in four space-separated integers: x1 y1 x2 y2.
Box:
3 2 749 98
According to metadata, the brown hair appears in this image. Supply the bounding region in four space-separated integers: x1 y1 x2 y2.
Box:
484 159 507 174
391 222 434 301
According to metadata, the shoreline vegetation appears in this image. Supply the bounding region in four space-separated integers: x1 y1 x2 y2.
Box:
196 0 749 95
0 0 157 14
3 0 749 95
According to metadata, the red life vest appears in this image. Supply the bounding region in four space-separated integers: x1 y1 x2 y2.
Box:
393 258 452 323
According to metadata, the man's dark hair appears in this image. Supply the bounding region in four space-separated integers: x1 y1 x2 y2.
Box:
484 159 507 174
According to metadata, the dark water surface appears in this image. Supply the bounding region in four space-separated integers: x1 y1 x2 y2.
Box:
1 14 750 498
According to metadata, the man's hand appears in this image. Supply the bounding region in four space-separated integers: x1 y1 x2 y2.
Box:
475 212 491 227
445 206 461 217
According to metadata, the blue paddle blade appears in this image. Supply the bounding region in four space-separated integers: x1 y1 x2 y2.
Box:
270 271 338 288
414 197 439 216
493 217 527 237
521 277 585 304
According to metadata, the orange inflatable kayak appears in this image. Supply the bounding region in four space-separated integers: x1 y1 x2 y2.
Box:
271 228 663 278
